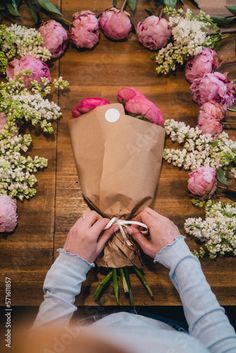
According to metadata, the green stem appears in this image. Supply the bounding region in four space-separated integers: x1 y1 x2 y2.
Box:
228 108 236 112
119 268 128 293
112 268 119 304
121 0 127 11
94 271 113 302
134 268 154 299
124 268 134 305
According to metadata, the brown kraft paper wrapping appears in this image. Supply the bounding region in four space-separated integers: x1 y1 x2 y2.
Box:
68 103 165 268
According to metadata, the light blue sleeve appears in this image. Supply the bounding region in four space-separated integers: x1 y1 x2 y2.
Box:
154 236 236 353
32 249 94 328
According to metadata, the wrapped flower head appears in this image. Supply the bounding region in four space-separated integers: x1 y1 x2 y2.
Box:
136 16 171 51
72 97 111 117
38 20 68 58
0 195 17 233
70 11 99 49
185 48 219 83
99 8 132 40
0 112 7 133
6 55 51 86
190 72 235 110
188 166 217 197
125 95 164 126
117 87 144 103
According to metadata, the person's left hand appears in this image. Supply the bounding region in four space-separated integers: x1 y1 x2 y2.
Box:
64 211 116 263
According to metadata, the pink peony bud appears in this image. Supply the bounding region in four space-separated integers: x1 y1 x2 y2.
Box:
0 195 17 233
70 11 99 49
125 95 164 126
6 55 51 87
72 97 111 117
190 72 235 110
117 87 144 103
0 112 7 133
38 20 68 58
136 16 171 51
185 48 219 83
198 117 223 136
99 8 132 40
188 166 217 197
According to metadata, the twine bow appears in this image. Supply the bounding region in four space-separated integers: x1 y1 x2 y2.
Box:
104 217 148 246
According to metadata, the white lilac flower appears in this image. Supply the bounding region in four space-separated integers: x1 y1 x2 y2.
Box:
0 133 48 200
163 119 236 172
155 8 221 75
184 200 236 258
6 24 51 61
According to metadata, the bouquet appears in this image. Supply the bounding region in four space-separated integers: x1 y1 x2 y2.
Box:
69 88 165 303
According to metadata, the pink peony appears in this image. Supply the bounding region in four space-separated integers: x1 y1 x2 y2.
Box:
0 112 7 133
198 117 223 136
99 8 132 40
117 87 144 103
70 11 99 49
136 16 171 51
72 97 111 117
38 20 68 58
190 72 235 110
185 48 219 83
125 95 164 126
198 101 225 122
0 195 17 233
188 166 217 197
6 55 51 86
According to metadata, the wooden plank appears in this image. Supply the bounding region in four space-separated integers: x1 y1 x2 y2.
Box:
55 0 236 306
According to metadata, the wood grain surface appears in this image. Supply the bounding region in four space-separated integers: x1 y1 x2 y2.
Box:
0 0 235 306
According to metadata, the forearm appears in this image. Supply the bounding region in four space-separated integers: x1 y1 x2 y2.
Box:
155 236 236 353
33 249 94 328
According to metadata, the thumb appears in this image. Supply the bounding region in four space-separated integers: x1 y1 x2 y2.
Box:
127 226 150 252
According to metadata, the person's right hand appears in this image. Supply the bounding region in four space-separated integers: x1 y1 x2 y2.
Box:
127 207 180 258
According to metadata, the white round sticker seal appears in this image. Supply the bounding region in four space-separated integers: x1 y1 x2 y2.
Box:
105 108 120 123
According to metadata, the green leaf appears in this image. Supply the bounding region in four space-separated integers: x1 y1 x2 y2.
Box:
25 0 41 24
217 168 228 185
6 1 20 17
127 0 137 11
155 0 164 5
112 0 117 7
212 15 236 26
164 0 177 8
36 0 62 15
226 6 236 15
189 0 200 8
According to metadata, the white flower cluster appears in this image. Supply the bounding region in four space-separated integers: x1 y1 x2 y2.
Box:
6 24 51 61
184 201 236 258
0 134 47 200
10 93 62 133
163 119 236 171
155 8 220 74
0 76 68 134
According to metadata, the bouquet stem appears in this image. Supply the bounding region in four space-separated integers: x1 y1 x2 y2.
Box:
94 266 153 304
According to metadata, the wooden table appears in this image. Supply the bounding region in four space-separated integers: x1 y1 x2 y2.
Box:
0 0 236 306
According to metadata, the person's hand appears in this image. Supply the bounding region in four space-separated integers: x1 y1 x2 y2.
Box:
128 207 180 258
64 211 115 263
